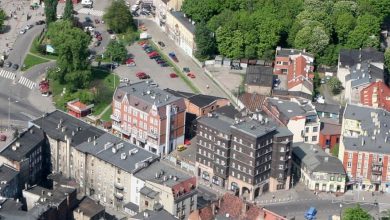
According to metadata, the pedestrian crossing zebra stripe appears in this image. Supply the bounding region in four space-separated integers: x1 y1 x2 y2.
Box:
0 69 16 80
77 8 105 17
18 76 36 89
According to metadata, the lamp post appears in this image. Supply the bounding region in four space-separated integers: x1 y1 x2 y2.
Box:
339 203 343 219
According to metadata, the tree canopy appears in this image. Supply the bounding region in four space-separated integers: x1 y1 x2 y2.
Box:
103 0 134 33
182 0 387 65
105 40 127 63
44 0 58 24
194 21 217 60
343 204 371 220
0 9 6 28
63 0 74 21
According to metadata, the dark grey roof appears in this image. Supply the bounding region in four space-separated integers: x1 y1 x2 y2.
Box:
164 88 195 99
0 126 44 161
139 186 158 199
267 98 317 119
214 105 240 119
24 185 76 207
274 127 293 138
349 61 384 88
292 143 345 174
188 94 224 108
135 160 192 187
0 199 34 220
124 202 139 212
132 209 177 220
231 117 277 138
0 164 18 187
314 103 340 115
245 65 274 87
75 133 158 173
31 110 104 146
339 48 384 67
170 11 195 34
276 48 313 58
342 104 390 154
197 115 234 134
114 81 182 108
75 197 104 218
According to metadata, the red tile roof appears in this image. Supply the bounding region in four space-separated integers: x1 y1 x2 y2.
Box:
218 193 243 218
171 177 196 198
360 81 390 112
239 93 266 112
287 55 313 92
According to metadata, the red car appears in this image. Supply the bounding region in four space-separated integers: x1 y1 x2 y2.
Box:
169 73 178 78
96 35 102 41
148 51 158 56
138 74 150 79
136 72 146 77
138 40 148 45
187 73 195 78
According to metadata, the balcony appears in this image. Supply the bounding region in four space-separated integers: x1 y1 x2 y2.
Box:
110 114 121 122
371 176 381 184
114 182 124 190
114 192 124 200
148 132 158 139
371 167 382 175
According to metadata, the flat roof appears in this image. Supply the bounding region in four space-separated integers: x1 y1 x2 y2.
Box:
75 197 105 218
267 98 317 119
245 65 274 87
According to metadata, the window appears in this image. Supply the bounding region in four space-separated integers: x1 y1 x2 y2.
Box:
330 176 335 181
305 127 309 133
313 127 318 132
348 153 353 159
304 136 308 142
278 165 284 170
312 136 317 142
347 162 352 168
280 147 285 152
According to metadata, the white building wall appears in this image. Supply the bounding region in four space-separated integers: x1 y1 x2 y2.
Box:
130 175 145 206
287 119 306 143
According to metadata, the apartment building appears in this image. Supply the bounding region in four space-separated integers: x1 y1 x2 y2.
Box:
112 81 186 155
360 81 390 112
134 160 197 220
196 112 293 200
244 65 274 95
339 104 390 192
263 97 320 144
73 133 158 210
0 126 49 189
273 47 314 75
292 143 346 193
0 164 19 198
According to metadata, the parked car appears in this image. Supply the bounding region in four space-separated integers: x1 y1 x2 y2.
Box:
96 35 103 41
120 78 129 83
35 20 45 25
150 82 158 87
156 59 165 64
19 29 26 34
160 62 169 67
136 72 146 77
5 61 12 68
110 34 117 40
93 41 101 47
138 74 150 79
183 67 190 73
187 73 196 78
24 24 33 30
12 64 19 71
169 52 178 62
94 19 100 24
138 40 148 45
107 29 114 34
126 59 136 67
169 73 178 78
85 17 92 23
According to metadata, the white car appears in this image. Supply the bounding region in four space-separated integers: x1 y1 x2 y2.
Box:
150 82 158 87
19 29 26 34
120 78 129 83
57 14 63 19
24 25 33 30
110 34 116 40
84 26 95 32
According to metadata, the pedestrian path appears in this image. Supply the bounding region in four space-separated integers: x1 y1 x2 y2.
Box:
0 69 16 80
18 76 36 89
77 8 105 17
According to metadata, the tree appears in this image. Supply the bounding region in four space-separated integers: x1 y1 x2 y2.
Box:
63 0 74 21
385 49 390 70
327 76 342 95
335 13 355 44
194 21 217 60
0 9 6 28
343 204 371 220
105 40 127 63
294 24 329 55
103 0 134 33
347 14 381 49
331 144 339 157
181 0 221 23
44 0 58 24
216 27 245 59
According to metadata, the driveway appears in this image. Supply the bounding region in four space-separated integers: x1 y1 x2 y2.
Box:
113 43 192 92
137 18 227 98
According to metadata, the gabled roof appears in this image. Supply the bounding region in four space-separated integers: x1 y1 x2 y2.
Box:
339 48 384 68
188 94 225 108
239 93 266 113
132 209 177 220
314 103 341 115
245 65 274 87
214 105 240 119
267 98 317 119
349 61 383 88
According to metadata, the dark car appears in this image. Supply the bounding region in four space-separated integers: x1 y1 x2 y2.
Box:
12 64 19 70
183 67 190 73
101 64 116 70
107 29 114 34
85 17 92 23
132 12 139 17
158 41 165 47
160 62 169 67
5 61 12 68
35 20 45 25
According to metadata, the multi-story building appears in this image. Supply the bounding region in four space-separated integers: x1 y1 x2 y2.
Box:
112 81 186 155
263 97 320 144
244 65 274 95
0 126 50 189
0 164 19 198
273 47 314 75
134 160 197 220
165 11 195 57
339 104 390 192
337 48 384 87
292 143 346 193
153 0 183 28
196 112 293 200
360 81 390 112
314 103 341 121
314 103 342 150
73 196 105 220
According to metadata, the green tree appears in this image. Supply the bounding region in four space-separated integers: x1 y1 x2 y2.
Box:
44 0 58 24
331 144 339 157
335 13 355 44
63 0 74 21
194 21 217 60
216 27 244 59
103 0 134 33
317 44 340 66
347 14 381 49
333 1 358 17
0 9 6 28
294 24 329 55
105 40 127 63
181 0 221 23
343 204 371 220
64 69 92 90
385 49 390 70
327 76 342 95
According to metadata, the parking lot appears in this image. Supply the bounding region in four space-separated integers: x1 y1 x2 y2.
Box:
113 43 192 92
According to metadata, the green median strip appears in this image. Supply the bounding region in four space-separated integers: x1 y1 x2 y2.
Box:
147 40 200 93
22 53 51 71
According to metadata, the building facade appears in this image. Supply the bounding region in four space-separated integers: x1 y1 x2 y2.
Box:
360 81 390 112
0 164 19 198
111 81 186 155
165 11 195 57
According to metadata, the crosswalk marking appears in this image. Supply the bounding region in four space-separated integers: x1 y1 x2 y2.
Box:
77 8 105 17
0 69 16 80
18 76 36 89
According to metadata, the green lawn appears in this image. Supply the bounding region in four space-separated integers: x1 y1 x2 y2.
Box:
22 53 51 71
30 37 58 60
100 107 113 122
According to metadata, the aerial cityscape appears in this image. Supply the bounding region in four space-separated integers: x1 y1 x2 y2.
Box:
0 0 389 219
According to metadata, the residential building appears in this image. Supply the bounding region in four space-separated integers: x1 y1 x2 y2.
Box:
239 93 266 113
244 65 274 95
337 48 384 86
273 47 314 75
339 104 390 192
134 160 197 220
343 61 384 103
360 81 390 112
131 209 177 220
31 110 104 179
67 99 94 118
23 185 77 220
314 103 341 121
165 11 196 57
73 133 158 209
0 164 19 198
112 81 186 155
318 119 341 151
196 112 293 200
73 196 105 220
153 0 183 27
292 143 346 193
0 126 50 189
0 198 29 219
263 97 320 144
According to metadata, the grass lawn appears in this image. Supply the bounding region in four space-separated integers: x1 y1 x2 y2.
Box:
100 107 112 122
147 40 200 93
30 37 58 60
22 53 51 71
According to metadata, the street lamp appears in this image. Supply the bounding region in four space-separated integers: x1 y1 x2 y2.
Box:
339 203 343 219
